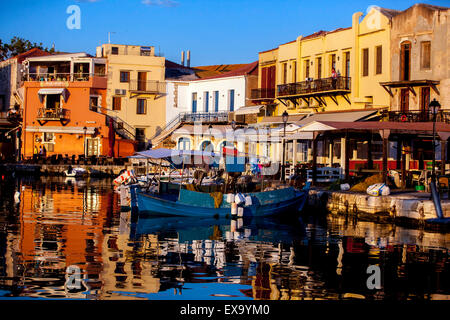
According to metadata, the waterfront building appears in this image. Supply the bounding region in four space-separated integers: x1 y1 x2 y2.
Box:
155 61 259 152
0 48 51 161
96 44 167 150
21 53 135 159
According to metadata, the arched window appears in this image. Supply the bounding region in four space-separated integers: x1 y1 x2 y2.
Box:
178 137 190 150
200 140 213 152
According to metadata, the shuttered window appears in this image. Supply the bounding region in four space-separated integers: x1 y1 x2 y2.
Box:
421 41 431 69
112 96 121 111
375 46 382 75
362 48 369 77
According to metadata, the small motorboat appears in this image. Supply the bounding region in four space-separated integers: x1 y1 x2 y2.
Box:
64 167 88 177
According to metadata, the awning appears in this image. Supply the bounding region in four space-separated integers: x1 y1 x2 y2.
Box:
234 105 263 115
38 88 69 102
296 109 380 126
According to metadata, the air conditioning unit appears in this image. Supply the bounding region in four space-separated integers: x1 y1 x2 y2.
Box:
115 89 126 95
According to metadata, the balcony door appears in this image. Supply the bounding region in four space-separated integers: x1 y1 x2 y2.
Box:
86 138 100 156
138 72 147 91
400 89 409 113
400 41 411 81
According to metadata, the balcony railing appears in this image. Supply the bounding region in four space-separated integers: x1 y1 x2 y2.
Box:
26 73 106 82
277 76 351 97
250 88 276 100
37 108 70 120
129 80 166 94
381 110 450 123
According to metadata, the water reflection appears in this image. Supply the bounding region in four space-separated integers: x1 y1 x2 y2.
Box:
0 176 448 300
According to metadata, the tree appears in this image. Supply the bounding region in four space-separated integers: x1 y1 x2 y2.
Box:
0 37 55 60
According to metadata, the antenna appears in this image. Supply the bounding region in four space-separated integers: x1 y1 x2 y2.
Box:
108 32 116 44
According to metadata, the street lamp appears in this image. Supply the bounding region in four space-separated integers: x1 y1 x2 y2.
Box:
430 98 441 183
281 111 289 182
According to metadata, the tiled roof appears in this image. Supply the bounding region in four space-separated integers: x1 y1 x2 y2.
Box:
5 48 52 64
192 61 258 81
193 64 249 79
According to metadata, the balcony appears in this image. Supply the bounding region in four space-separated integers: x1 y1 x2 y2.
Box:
129 80 166 95
277 77 351 97
381 110 450 123
26 73 106 82
250 88 276 100
37 108 70 126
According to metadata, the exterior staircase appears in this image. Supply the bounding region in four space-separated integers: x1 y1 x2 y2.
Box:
150 111 229 147
89 106 136 140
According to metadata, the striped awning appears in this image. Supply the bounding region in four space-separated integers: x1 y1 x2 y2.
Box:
38 88 68 102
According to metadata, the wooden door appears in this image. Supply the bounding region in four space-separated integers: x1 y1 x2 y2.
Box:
138 72 147 91
400 42 411 81
400 89 409 113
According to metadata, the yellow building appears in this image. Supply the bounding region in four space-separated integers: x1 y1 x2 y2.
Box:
96 44 166 149
252 6 395 119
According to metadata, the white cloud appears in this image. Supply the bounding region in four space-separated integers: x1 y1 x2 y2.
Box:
141 0 180 7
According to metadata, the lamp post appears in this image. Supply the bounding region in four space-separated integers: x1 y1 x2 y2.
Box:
83 126 87 158
281 111 289 182
430 98 441 183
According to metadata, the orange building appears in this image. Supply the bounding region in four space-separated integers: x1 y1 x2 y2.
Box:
21 53 135 159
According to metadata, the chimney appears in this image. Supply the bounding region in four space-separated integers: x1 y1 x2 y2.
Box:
181 51 185 66
187 50 191 67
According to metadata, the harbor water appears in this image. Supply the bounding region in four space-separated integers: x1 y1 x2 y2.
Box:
0 175 448 300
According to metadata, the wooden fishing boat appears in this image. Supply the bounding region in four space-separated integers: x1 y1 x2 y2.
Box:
130 148 310 218
136 186 308 218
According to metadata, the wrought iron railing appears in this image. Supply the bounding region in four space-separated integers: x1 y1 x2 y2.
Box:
381 110 450 123
129 80 166 93
26 73 106 82
277 76 351 97
250 88 276 100
37 108 70 120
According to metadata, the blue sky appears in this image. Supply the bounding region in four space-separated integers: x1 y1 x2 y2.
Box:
0 0 448 66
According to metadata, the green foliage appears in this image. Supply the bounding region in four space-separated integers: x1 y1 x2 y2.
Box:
0 37 55 61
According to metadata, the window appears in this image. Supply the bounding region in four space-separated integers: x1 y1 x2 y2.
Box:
330 54 336 74
137 99 146 114
213 91 219 112
111 47 119 55
112 96 121 111
344 52 350 77
43 132 54 142
316 57 322 79
90 96 99 112
292 61 297 83
135 128 145 141
421 41 431 69
120 71 130 83
375 46 382 75
282 63 287 84
228 90 235 112
94 64 106 77
204 92 209 112
400 88 409 112
420 87 430 114
304 60 310 79
46 94 60 109
192 92 197 113
400 41 411 81
362 48 369 76
178 137 190 150
200 140 213 152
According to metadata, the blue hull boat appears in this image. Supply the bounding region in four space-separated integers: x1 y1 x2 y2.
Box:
136 186 308 218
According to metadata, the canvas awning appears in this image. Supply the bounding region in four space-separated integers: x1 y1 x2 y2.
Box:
296 109 379 126
234 105 263 115
38 88 69 102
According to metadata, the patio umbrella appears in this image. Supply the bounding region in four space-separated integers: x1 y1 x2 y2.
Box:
108 117 115 157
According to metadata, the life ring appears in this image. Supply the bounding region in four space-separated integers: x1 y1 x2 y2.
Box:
400 114 407 122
